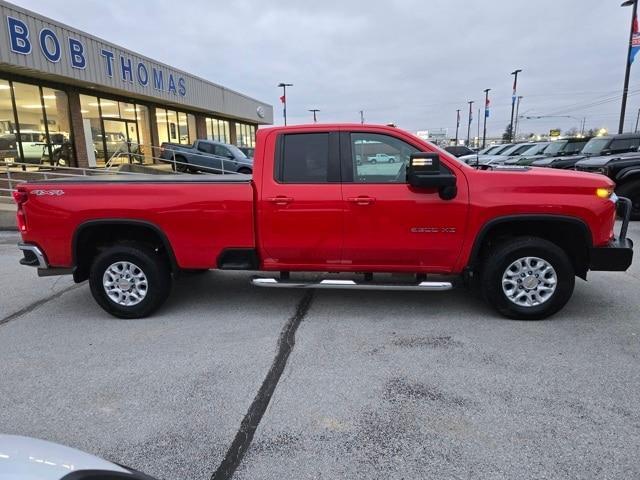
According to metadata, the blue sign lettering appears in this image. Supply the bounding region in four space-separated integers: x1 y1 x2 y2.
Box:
120 56 133 82
68 38 86 69
38 28 60 62
152 68 164 91
136 62 149 86
7 16 31 54
100 49 115 77
178 77 186 97
167 73 177 95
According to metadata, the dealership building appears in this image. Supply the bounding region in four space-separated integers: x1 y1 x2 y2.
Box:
0 0 272 168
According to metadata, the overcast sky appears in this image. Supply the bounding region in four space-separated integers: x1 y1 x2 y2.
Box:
13 0 640 137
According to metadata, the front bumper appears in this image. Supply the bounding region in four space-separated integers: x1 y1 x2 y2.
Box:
589 197 634 271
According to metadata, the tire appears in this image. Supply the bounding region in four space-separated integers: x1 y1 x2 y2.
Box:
480 237 575 320
174 155 189 173
616 179 640 221
238 167 252 175
89 243 172 319
370 159 377 164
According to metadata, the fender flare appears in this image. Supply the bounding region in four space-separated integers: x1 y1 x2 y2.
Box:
615 166 640 183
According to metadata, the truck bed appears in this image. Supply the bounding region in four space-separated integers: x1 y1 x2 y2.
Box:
19 174 255 269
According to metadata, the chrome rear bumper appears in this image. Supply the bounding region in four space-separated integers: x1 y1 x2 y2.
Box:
18 243 48 269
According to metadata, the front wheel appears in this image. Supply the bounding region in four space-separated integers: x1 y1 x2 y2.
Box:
89 243 172 318
480 237 575 320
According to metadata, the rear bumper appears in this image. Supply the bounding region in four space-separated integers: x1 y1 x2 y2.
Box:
589 197 634 272
18 243 73 277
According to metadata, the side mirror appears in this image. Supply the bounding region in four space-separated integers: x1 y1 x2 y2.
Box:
601 149 611 155
407 152 457 200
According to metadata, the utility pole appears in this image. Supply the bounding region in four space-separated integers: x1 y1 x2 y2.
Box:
509 69 522 142
635 108 640 132
277 83 293 125
482 88 491 148
466 101 474 146
477 108 480 148
455 109 460 145
581 117 586 135
309 109 320 123
513 96 523 141
359 110 365 124
620 0 638 133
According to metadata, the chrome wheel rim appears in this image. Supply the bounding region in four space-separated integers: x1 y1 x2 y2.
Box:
501 256 557 307
103 261 148 306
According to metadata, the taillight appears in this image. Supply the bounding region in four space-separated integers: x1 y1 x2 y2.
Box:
12 189 27 233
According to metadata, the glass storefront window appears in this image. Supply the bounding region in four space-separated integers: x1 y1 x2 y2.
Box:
187 114 197 142
41 87 73 166
0 80 18 165
80 94 103 166
178 112 189 144
12 82 47 165
167 109 179 143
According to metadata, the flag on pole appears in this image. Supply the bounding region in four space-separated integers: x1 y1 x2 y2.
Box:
485 97 491 118
279 95 286 104
631 15 640 64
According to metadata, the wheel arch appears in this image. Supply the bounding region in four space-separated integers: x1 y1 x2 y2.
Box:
615 166 640 183
467 215 593 280
72 219 178 282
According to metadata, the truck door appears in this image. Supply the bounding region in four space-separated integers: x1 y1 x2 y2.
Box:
259 131 343 267
340 131 468 271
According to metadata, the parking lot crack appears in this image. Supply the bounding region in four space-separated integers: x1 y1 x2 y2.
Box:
0 283 84 328
210 290 314 480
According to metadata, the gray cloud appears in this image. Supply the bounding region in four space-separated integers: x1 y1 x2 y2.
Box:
14 0 640 136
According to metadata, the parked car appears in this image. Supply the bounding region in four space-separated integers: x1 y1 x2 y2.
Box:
503 142 551 165
238 146 255 158
575 151 640 220
0 434 159 480
367 153 396 163
444 145 475 157
475 142 540 166
528 137 593 168
160 139 253 174
14 124 633 321
533 134 639 170
458 143 514 164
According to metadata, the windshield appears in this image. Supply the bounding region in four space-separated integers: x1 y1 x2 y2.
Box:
581 138 609 155
493 144 514 155
544 140 568 155
521 143 546 155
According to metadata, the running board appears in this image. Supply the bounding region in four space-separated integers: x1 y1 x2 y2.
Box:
251 278 453 291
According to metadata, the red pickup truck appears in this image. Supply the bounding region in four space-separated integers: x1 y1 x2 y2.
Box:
13 124 633 320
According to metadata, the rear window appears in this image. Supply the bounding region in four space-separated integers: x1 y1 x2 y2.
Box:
279 133 330 183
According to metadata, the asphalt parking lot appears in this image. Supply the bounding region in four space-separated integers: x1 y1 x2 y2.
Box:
1 225 639 480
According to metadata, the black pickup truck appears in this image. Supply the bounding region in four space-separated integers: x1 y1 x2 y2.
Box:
575 152 640 220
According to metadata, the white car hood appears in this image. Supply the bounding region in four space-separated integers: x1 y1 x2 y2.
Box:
0 435 129 480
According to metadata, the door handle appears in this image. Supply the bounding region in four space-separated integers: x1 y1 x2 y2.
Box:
268 196 294 205
347 196 376 205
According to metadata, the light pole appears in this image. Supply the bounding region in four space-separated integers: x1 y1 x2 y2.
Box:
455 109 460 144
513 96 523 141
635 108 640 132
482 88 490 148
309 109 320 123
466 101 474 146
509 69 522 142
359 110 365 124
620 0 639 133
277 82 293 125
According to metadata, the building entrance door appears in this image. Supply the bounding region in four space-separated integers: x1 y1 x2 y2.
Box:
102 119 140 165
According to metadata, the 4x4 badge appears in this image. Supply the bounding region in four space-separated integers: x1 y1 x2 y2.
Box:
31 189 65 196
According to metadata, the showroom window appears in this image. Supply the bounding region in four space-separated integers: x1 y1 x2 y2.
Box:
206 117 230 143
156 107 195 146
80 95 151 167
234 121 256 148
0 79 74 167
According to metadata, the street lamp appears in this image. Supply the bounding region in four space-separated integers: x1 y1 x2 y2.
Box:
482 89 491 148
309 109 320 123
619 0 638 133
466 101 474 146
508 69 522 142
277 83 293 125
513 96 523 140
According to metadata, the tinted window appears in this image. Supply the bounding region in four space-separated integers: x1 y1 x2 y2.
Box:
582 138 610 154
280 133 330 183
565 141 587 154
609 138 640 152
197 142 215 155
351 133 419 183
214 145 232 158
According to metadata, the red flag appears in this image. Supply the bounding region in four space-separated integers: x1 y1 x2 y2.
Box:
279 95 286 104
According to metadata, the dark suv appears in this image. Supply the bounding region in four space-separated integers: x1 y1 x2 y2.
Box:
528 137 592 168
444 145 475 157
575 151 640 220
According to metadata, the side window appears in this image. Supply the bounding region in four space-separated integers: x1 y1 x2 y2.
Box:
279 133 330 183
214 145 232 158
610 138 640 152
350 133 419 183
197 142 215 155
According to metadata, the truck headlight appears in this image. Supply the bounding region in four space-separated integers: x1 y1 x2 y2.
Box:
596 187 614 199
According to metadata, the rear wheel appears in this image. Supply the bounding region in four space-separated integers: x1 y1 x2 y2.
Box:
238 167 252 175
616 179 640 220
174 155 189 173
480 237 574 320
89 243 172 318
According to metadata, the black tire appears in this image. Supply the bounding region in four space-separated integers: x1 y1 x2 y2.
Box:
616 180 640 221
238 167 252 175
89 243 172 319
480 237 575 320
174 155 189 173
